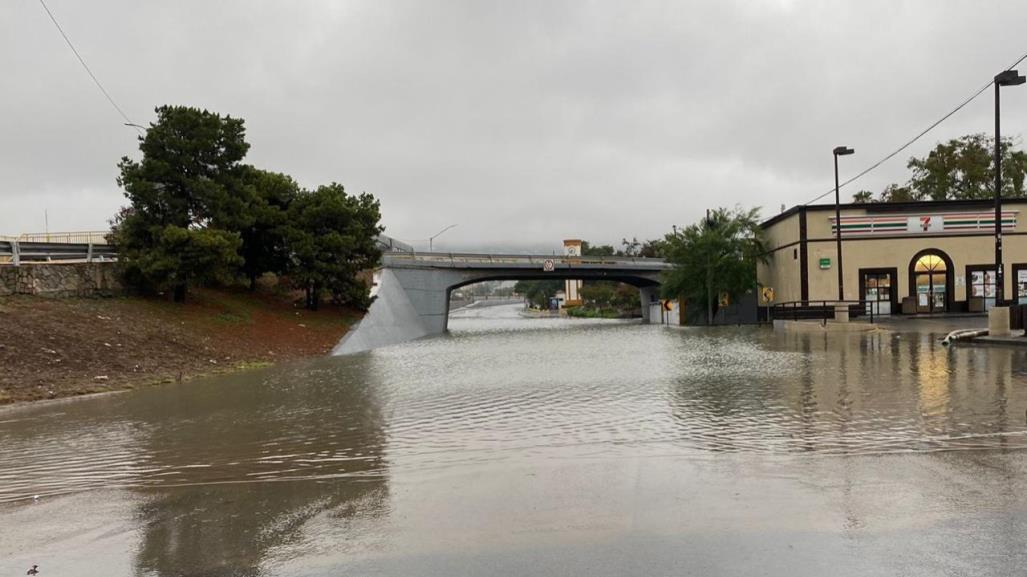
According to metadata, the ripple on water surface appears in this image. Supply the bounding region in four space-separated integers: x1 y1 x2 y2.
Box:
2 306 1027 503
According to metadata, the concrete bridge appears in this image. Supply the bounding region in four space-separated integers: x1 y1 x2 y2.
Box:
333 252 671 355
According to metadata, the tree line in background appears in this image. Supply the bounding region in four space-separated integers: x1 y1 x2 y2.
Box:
110 105 383 309
852 134 1027 203
513 238 668 314
511 209 767 325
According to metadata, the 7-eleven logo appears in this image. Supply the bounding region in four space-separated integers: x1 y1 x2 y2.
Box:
908 215 943 233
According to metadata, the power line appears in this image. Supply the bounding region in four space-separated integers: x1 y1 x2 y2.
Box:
36 0 142 133
802 50 1027 206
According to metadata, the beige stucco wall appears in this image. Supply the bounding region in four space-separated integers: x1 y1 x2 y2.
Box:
757 212 802 303
806 235 1016 302
759 203 1027 307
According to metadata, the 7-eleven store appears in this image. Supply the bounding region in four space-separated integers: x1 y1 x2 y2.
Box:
758 199 1027 314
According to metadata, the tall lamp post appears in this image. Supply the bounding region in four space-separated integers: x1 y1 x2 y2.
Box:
833 146 855 302
994 69 1025 305
429 224 458 252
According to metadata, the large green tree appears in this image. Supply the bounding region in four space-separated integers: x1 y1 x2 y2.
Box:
853 134 1027 203
661 207 766 325
284 184 384 310
239 167 300 290
112 105 251 301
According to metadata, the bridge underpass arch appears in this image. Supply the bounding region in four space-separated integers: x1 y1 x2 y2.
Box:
333 253 669 355
444 273 662 320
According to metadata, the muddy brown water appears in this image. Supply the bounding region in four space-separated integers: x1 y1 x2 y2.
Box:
3 306 1027 576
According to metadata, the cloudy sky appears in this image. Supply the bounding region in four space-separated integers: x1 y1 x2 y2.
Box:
2 1 1026 251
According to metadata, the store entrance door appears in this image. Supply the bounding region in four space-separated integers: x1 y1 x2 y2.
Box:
913 253 948 313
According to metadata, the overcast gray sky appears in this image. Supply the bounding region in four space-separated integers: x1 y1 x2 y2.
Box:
2 1 1026 252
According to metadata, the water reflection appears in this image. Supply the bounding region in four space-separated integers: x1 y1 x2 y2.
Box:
0 356 390 576
128 357 390 575
665 325 1027 455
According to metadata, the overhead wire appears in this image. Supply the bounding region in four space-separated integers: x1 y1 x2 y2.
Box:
801 50 1027 206
36 0 143 134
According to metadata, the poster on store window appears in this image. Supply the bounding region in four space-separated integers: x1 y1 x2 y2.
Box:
1019 269 1027 304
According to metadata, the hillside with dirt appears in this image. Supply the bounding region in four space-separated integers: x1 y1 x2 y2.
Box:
0 289 360 404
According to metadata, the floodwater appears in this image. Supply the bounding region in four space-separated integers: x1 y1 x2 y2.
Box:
3 305 1027 576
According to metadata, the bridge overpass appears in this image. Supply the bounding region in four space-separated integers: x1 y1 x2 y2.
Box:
1 233 671 354
333 252 671 355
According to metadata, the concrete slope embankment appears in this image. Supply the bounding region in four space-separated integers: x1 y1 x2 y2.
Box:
333 268 433 355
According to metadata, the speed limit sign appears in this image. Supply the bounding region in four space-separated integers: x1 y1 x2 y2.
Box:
542 259 555 272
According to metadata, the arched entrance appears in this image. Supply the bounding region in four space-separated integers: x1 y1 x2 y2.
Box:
908 249 953 313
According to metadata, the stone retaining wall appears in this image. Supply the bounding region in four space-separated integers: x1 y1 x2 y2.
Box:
0 262 122 297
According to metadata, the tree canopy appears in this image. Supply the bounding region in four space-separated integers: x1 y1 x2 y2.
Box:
853 134 1027 203
111 105 383 309
239 167 300 289
284 184 383 310
661 207 766 325
112 106 250 301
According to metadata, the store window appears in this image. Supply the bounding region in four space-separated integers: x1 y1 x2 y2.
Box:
968 267 997 311
1018 266 1027 305
861 270 894 316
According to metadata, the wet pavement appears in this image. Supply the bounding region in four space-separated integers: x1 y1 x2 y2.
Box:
2 307 1027 575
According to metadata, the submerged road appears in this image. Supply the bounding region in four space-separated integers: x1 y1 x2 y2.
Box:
2 306 1027 575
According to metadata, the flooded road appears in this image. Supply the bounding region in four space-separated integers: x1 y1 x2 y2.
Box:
3 305 1027 575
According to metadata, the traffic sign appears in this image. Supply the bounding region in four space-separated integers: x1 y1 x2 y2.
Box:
542 259 555 272
661 299 673 312
761 286 775 304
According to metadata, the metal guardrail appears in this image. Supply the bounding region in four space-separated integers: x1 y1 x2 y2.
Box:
375 234 414 253
0 240 116 266
0 231 409 266
14 231 110 244
384 251 671 268
771 300 882 324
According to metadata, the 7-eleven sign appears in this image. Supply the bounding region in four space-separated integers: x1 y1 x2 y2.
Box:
907 215 944 233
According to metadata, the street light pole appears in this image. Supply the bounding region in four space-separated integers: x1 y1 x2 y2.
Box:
428 224 458 252
124 122 146 135
832 146 855 302
993 69 1025 305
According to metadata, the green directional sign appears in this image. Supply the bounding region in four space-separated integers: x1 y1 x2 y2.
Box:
819 258 831 270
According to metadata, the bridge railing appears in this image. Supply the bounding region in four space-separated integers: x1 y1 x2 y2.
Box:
375 234 415 253
14 231 110 244
384 252 669 267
